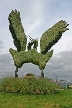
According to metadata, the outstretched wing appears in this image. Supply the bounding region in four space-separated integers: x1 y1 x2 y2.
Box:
40 20 69 54
8 9 27 51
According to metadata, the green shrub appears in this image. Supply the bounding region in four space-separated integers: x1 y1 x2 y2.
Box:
0 76 59 95
26 73 34 77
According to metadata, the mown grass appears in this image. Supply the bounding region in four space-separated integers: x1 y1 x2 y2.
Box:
0 90 72 108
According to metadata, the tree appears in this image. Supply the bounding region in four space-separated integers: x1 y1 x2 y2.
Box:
8 9 69 78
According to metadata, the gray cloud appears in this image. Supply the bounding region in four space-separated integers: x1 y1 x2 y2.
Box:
0 53 15 78
0 40 4 53
0 51 72 82
45 51 72 80
0 40 3 48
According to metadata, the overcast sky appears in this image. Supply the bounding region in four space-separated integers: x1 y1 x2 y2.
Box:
0 0 72 81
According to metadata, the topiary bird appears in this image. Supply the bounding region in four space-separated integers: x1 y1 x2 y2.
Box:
8 9 69 77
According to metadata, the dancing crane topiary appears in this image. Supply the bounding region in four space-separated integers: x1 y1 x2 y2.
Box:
8 9 69 78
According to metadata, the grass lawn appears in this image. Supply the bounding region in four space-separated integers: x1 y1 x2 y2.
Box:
0 90 72 108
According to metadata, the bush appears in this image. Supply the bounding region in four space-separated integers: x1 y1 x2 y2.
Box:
26 73 34 77
0 76 59 95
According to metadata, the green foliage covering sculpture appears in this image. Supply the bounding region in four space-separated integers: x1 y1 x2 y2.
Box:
8 9 69 78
